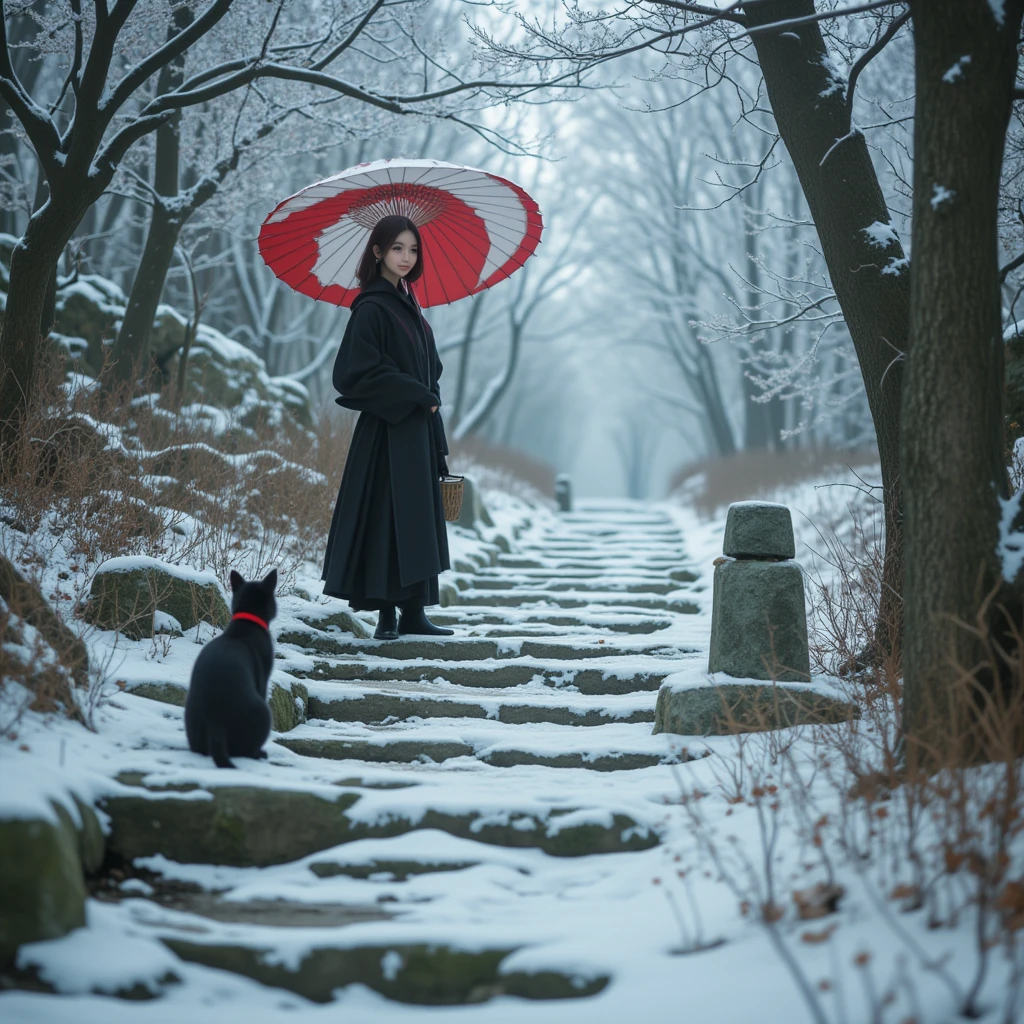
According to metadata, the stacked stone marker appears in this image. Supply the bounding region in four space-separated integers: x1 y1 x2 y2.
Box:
708 501 810 682
554 473 573 513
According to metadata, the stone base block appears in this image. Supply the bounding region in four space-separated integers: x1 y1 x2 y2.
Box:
653 679 857 736
708 559 810 681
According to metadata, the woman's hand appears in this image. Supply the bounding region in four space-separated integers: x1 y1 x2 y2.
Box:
430 405 438 413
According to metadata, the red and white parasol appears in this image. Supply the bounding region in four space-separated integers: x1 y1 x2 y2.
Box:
258 158 543 308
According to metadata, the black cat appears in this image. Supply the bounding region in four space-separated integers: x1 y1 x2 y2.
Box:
184 569 277 769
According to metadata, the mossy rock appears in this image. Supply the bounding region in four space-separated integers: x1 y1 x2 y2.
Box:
268 679 308 732
101 786 658 867
0 797 104 965
164 328 313 430
653 680 858 736
53 277 126 373
83 558 228 640
162 939 608 1005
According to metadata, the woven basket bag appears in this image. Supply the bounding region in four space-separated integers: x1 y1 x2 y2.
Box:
441 475 464 522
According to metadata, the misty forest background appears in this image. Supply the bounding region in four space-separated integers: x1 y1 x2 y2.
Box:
0 0 917 498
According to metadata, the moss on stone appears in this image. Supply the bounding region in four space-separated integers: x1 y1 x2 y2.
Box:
653 681 858 736
161 940 605 1005
83 562 228 640
0 807 87 964
102 785 658 866
268 679 307 733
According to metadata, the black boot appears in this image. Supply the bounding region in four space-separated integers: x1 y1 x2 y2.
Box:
398 600 454 636
373 604 399 640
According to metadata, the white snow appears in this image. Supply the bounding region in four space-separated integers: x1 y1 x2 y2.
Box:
2 469 1020 1023
862 220 899 248
942 55 972 83
997 484 1024 581
931 183 956 210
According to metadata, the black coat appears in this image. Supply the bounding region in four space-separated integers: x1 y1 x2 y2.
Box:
321 276 450 604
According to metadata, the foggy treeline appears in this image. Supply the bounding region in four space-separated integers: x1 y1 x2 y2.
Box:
1 2 1022 500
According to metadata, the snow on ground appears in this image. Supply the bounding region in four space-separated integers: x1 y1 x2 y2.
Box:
2 465 1020 1024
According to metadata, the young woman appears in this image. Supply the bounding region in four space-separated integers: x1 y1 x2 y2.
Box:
321 215 454 640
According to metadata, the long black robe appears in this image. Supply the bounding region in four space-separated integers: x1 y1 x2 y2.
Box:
321 275 451 610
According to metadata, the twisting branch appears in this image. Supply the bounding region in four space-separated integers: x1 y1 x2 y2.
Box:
844 8 910 132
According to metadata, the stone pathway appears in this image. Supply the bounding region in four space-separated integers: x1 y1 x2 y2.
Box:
91 499 709 1009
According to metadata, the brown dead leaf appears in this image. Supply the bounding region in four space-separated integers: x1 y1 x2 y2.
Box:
793 882 845 920
801 923 837 944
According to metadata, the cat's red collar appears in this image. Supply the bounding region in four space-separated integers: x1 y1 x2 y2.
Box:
231 612 269 631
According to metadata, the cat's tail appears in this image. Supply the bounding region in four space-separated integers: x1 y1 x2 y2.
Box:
208 724 235 769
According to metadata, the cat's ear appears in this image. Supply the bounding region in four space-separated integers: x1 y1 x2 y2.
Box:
229 570 245 593
262 569 278 592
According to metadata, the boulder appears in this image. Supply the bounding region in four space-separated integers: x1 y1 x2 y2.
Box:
708 559 810 681
0 797 103 965
53 277 127 374
653 678 857 736
165 326 313 430
722 501 796 559
83 556 229 640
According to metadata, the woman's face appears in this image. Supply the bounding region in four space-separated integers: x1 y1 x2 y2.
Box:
376 229 419 279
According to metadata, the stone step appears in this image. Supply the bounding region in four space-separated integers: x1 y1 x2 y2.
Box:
289 657 670 695
519 543 686 555
101 781 660 866
444 590 699 613
467 577 686 595
474 566 698 583
427 609 675 633
277 631 692 662
494 554 686 571
161 937 607 1005
276 718 691 771
304 679 657 727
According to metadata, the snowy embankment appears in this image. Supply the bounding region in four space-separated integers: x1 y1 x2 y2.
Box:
2 454 1022 1024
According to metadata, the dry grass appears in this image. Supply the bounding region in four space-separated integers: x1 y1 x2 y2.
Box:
449 435 556 504
671 448 880 517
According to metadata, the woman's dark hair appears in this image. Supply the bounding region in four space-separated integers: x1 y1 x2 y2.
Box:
356 215 424 288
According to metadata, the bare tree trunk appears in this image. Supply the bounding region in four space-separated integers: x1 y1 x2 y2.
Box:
901 0 1024 758
0 195 86 453
109 9 193 385
746 0 910 661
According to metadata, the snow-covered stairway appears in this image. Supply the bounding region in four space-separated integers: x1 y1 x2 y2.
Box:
81 499 710 1011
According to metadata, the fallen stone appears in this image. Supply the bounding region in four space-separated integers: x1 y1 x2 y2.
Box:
653 679 857 736
722 501 796 560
